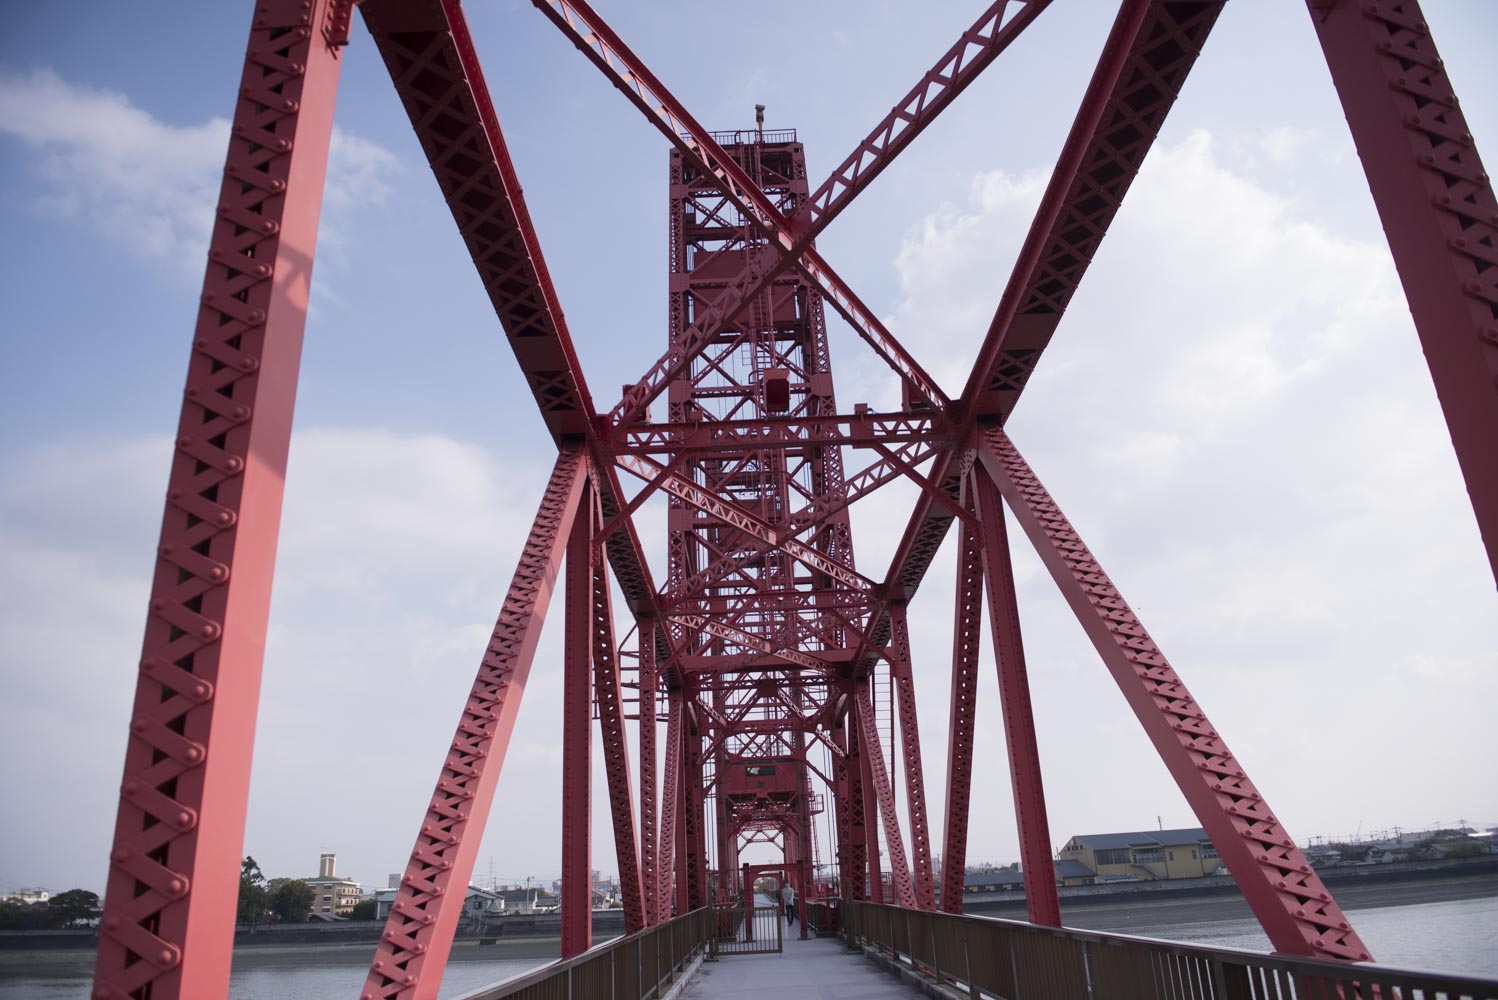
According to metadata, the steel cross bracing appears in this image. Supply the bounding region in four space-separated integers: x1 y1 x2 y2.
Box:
91 0 1498 997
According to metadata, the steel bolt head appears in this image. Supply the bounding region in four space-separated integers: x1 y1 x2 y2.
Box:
225 457 244 473
122 780 140 795
112 848 129 863
168 878 185 894
103 915 121 930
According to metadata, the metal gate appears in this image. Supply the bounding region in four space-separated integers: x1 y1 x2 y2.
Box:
709 904 783 956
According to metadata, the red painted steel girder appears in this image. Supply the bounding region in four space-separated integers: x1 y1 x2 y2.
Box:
92 4 350 996
939 488 984 913
531 0 971 422
871 0 1225 659
797 0 1052 237
560 480 595 959
637 620 661 924
972 469 1061 927
886 604 937 910
361 450 588 999
853 684 917 907
974 425 1371 961
590 543 648 933
360 0 668 635
618 412 943 456
1307 0 1498 585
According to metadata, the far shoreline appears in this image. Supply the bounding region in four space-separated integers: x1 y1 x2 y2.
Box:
5 857 1495 980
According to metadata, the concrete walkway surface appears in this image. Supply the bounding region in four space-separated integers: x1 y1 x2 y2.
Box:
679 932 923 1000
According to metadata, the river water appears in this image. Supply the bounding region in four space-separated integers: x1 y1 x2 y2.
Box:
4 896 1495 998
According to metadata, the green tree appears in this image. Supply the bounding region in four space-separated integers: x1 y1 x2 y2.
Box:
47 889 101 928
347 899 378 921
0 899 56 930
266 878 314 923
238 857 269 929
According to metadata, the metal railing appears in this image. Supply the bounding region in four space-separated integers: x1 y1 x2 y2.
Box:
842 900 1498 1000
452 907 712 1000
709 904 783 956
806 899 841 937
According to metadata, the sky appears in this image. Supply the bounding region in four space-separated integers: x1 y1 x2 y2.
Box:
1 0 1496 903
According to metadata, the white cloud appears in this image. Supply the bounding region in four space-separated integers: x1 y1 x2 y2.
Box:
0 427 619 893
851 128 1498 866
0 68 399 271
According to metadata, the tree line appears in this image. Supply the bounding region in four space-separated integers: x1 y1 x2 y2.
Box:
0 889 102 930
237 856 375 927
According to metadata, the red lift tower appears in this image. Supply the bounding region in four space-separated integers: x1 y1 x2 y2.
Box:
90 1 1495 999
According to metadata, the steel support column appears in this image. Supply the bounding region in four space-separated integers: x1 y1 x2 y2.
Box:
1307 0 1498 585
638 618 660 924
853 683 916 907
886 603 937 910
658 688 682 918
972 469 1061 927
682 719 709 910
363 449 589 999
561 480 595 958
92 5 349 996
591 550 647 932
939 491 984 913
974 425 1371 961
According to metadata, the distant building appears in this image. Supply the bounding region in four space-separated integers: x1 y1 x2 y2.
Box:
1058 828 1222 881
962 860 1097 896
306 853 362 917
374 885 503 925
3 888 50 905
494 888 546 915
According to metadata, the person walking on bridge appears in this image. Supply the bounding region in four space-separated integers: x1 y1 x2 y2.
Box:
781 883 796 926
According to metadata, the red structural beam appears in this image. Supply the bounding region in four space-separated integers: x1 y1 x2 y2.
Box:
868 0 1224 665
854 684 917 907
938 490 984 913
637 619 660 924
972 471 1060 927
362 449 590 999
1307 0 1498 586
886 604 937 910
92 3 350 997
974 425 1371 962
617 412 942 456
561 481 595 959
531 0 956 421
798 0 1052 237
590 550 648 932
362 0 667 635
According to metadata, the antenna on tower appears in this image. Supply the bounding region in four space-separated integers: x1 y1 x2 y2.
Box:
755 104 765 143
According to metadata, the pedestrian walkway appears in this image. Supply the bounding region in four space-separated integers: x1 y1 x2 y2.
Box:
680 932 922 1000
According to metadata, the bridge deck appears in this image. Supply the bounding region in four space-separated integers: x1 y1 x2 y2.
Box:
683 933 920 1000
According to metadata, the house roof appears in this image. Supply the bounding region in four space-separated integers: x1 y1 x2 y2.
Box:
964 871 1023 889
1054 859 1096 878
1067 828 1211 851
963 859 1098 889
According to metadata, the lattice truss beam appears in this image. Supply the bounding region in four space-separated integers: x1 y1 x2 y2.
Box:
91 0 1498 997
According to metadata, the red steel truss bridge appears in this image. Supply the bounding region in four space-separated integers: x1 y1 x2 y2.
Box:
90 1 1497 998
